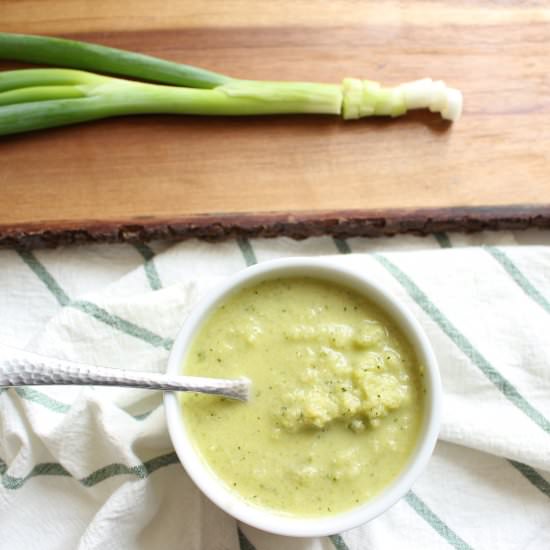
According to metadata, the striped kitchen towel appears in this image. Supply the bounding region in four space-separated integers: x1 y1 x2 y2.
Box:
0 230 549 550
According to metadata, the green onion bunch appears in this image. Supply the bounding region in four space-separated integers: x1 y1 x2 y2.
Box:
0 33 462 136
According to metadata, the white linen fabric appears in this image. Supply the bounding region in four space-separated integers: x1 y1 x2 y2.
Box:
0 230 549 550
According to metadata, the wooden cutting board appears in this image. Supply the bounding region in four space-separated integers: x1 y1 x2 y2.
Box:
1 1 550 247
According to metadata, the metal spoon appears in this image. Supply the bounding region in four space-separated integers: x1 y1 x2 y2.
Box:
0 344 249 401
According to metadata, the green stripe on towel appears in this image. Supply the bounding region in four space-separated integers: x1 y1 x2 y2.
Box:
405 491 474 550
237 237 258 266
14 387 71 413
17 249 71 306
329 534 351 550
237 527 257 550
434 233 452 249
70 300 173 350
0 452 179 490
485 247 550 315
333 237 352 255
508 460 550 500
10 386 158 420
16 249 173 351
2 461 71 490
133 243 163 291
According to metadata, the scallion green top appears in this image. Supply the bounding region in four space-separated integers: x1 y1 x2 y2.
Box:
0 32 231 89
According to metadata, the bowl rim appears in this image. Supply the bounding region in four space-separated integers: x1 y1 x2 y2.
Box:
164 257 442 537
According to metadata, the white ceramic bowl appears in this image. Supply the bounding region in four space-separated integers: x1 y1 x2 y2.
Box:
165 258 442 537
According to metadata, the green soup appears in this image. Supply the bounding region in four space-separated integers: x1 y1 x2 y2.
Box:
181 277 425 516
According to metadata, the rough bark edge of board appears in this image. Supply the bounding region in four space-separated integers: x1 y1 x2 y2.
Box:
2 205 550 249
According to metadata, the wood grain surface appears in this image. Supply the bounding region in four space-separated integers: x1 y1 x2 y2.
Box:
1 1 549 247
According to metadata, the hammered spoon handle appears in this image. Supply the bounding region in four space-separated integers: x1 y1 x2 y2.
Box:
0 344 249 401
